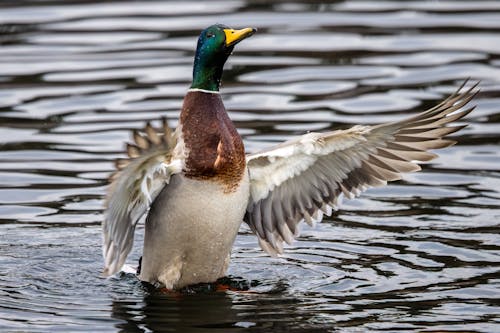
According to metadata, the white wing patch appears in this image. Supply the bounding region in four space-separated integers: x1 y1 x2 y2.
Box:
246 127 370 203
105 154 182 231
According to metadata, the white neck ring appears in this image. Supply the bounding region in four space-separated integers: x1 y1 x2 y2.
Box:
187 88 220 94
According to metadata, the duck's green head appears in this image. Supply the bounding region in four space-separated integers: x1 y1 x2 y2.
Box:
191 24 256 92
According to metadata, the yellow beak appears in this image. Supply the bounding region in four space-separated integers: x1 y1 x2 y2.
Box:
223 27 256 47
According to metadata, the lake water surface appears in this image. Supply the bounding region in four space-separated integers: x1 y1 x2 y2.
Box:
0 1 499 332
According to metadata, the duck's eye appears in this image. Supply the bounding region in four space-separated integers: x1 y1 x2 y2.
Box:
206 32 215 38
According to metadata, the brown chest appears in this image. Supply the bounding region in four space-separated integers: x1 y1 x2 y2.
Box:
179 91 246 192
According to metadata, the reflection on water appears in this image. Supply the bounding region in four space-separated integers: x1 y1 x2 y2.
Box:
113 287 246 332
0 0 499 332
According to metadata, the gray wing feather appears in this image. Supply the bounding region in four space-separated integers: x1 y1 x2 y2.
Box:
102 120 181 276
245 81 478 256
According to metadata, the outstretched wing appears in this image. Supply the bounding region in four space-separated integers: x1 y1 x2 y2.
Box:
102 119 182 276
245 81 478 256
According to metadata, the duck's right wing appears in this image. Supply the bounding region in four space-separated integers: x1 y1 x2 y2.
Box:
102 119 183 277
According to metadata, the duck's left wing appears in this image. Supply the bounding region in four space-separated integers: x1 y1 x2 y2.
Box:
102 119 182 276
245 82 477 256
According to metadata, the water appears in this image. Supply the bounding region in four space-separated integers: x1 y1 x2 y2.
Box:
1 1 499 332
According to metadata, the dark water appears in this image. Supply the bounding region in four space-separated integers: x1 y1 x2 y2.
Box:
1 1 499 332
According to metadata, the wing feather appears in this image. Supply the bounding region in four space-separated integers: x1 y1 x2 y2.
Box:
102 120 182 276
245 80 478 255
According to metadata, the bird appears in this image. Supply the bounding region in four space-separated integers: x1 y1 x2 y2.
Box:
102 24 477 290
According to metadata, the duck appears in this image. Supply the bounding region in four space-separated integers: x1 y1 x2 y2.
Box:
102 24 477 289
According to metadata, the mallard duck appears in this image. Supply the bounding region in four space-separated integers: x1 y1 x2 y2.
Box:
102 24 477 289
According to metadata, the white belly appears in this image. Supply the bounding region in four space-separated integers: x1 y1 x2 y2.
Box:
139 172 249 289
